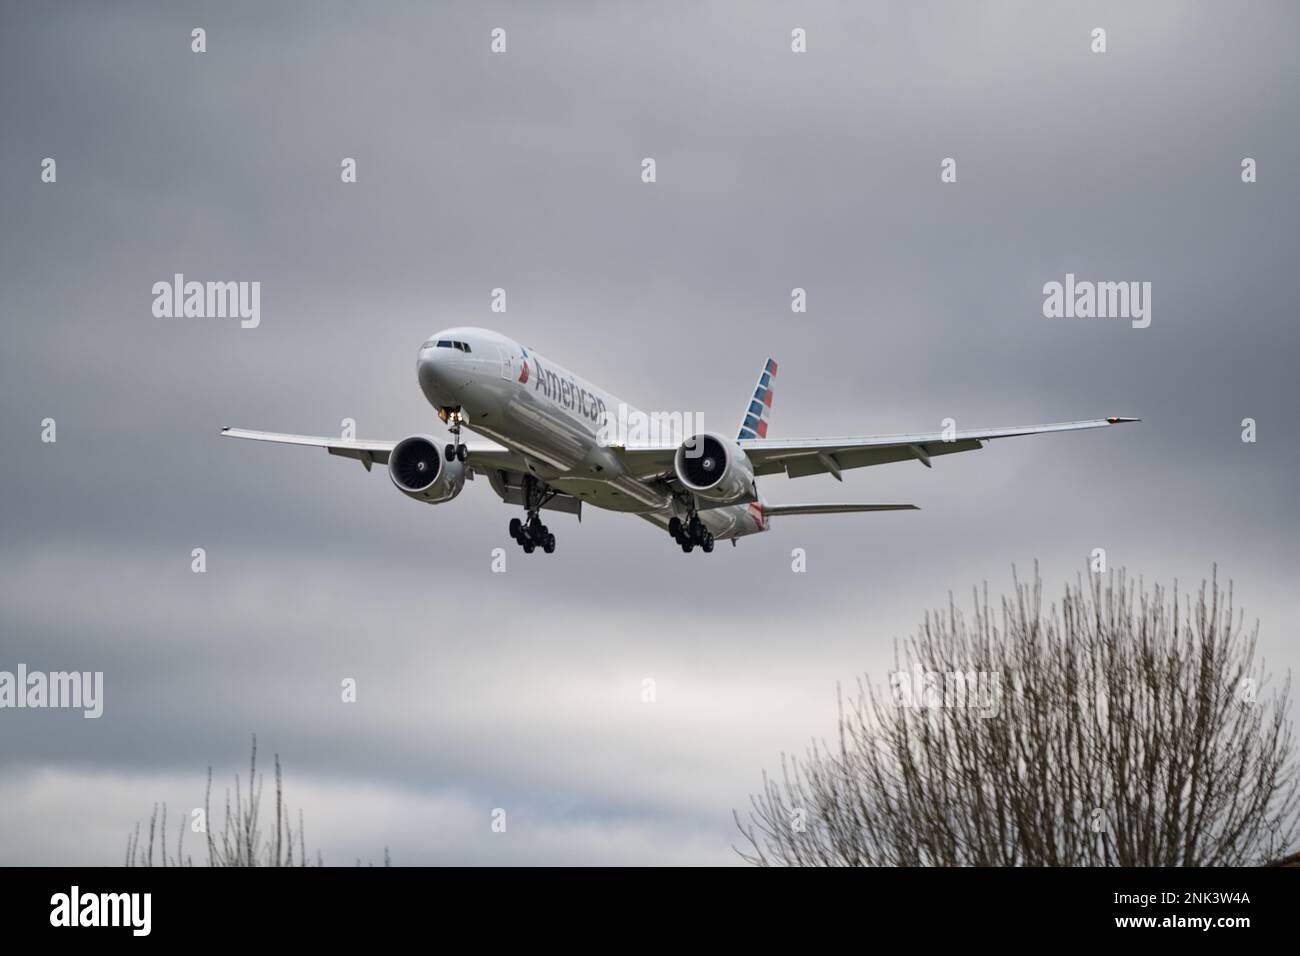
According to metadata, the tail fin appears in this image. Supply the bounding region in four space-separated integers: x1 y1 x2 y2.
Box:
737 358 777 440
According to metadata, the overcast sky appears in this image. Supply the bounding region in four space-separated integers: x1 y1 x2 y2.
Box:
1 0 1297 865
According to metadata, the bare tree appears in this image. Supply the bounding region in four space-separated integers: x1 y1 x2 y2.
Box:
735 567 1299 866
127 735 316 867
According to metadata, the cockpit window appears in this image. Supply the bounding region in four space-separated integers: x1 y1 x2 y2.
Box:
431 339 472 352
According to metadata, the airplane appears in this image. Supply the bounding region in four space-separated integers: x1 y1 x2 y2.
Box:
222 327 1137 555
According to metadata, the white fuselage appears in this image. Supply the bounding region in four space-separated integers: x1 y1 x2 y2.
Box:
416 327 766 540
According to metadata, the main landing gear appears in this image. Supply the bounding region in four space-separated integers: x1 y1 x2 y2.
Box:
668 513 714 554
510 515 555 554
440 407 468 462
510 475 557 555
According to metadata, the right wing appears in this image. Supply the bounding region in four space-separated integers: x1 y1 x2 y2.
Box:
219 427 526 476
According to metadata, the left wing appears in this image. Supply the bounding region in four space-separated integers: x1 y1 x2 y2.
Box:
219 427 526 476
614 417 1138 481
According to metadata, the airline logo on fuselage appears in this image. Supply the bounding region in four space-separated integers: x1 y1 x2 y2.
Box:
529 356 606 424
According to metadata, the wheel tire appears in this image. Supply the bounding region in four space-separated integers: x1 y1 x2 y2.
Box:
444 443 456 462
668 517 683 538
456 444 468 462
543 533 556 554
509 517 522 539
681 541 693 553
702 536 715 553
522 540 535 554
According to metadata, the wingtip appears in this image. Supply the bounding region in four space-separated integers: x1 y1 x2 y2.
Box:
1107 416 1140 424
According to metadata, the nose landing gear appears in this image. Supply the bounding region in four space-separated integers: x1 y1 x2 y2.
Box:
439 407 468 462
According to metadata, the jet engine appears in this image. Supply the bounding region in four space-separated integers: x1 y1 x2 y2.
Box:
388 435 466 504
674 432 755 504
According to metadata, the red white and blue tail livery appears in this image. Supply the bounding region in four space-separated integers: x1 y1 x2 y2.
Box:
738 358 776 440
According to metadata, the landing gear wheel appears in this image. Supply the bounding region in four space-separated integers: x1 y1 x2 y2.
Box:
522 540 536 554
681 541 694 553
509 517 523 540
702 532 714 553
543 533 556 554
445 409 467 462
668 517 683 538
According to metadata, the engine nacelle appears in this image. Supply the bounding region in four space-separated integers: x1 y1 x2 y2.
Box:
388 435 466 504
674 432 755 504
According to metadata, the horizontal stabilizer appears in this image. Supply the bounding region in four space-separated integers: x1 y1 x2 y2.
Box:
763 503 918 516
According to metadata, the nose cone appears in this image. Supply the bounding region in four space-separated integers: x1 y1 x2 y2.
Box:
418 342 456 406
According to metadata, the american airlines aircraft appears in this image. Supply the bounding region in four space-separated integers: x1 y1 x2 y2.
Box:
222 327 1137 555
